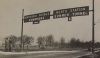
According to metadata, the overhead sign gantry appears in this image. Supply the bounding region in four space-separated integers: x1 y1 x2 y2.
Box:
21 0 95 57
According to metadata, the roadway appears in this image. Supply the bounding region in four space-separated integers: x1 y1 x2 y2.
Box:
0 50 90 58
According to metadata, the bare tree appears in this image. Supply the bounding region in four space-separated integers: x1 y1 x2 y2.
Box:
4 35 17 52
53 41 60 48
46 35 54 48
37 36 45 49
60 37 66 48
22 35 34 50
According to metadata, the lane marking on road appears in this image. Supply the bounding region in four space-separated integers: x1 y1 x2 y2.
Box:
0 50 79 55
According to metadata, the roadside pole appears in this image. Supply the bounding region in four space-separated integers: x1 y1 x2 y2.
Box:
21 9 24 51
92 0 95 58
92 0 95 54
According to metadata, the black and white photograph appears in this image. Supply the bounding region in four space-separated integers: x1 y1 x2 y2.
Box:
0 0 100 58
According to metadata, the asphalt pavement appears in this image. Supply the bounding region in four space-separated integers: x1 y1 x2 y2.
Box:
0 50 90 58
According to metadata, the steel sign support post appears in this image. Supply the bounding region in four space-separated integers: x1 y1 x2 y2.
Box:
92 0 95 55
21 9 24 51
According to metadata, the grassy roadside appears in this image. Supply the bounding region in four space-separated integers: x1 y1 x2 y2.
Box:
79 51 100 58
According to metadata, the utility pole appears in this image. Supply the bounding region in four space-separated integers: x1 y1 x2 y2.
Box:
92 0 95 55
21 9 24 51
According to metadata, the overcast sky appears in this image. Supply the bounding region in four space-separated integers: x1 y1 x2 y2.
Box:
0 0 100 42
